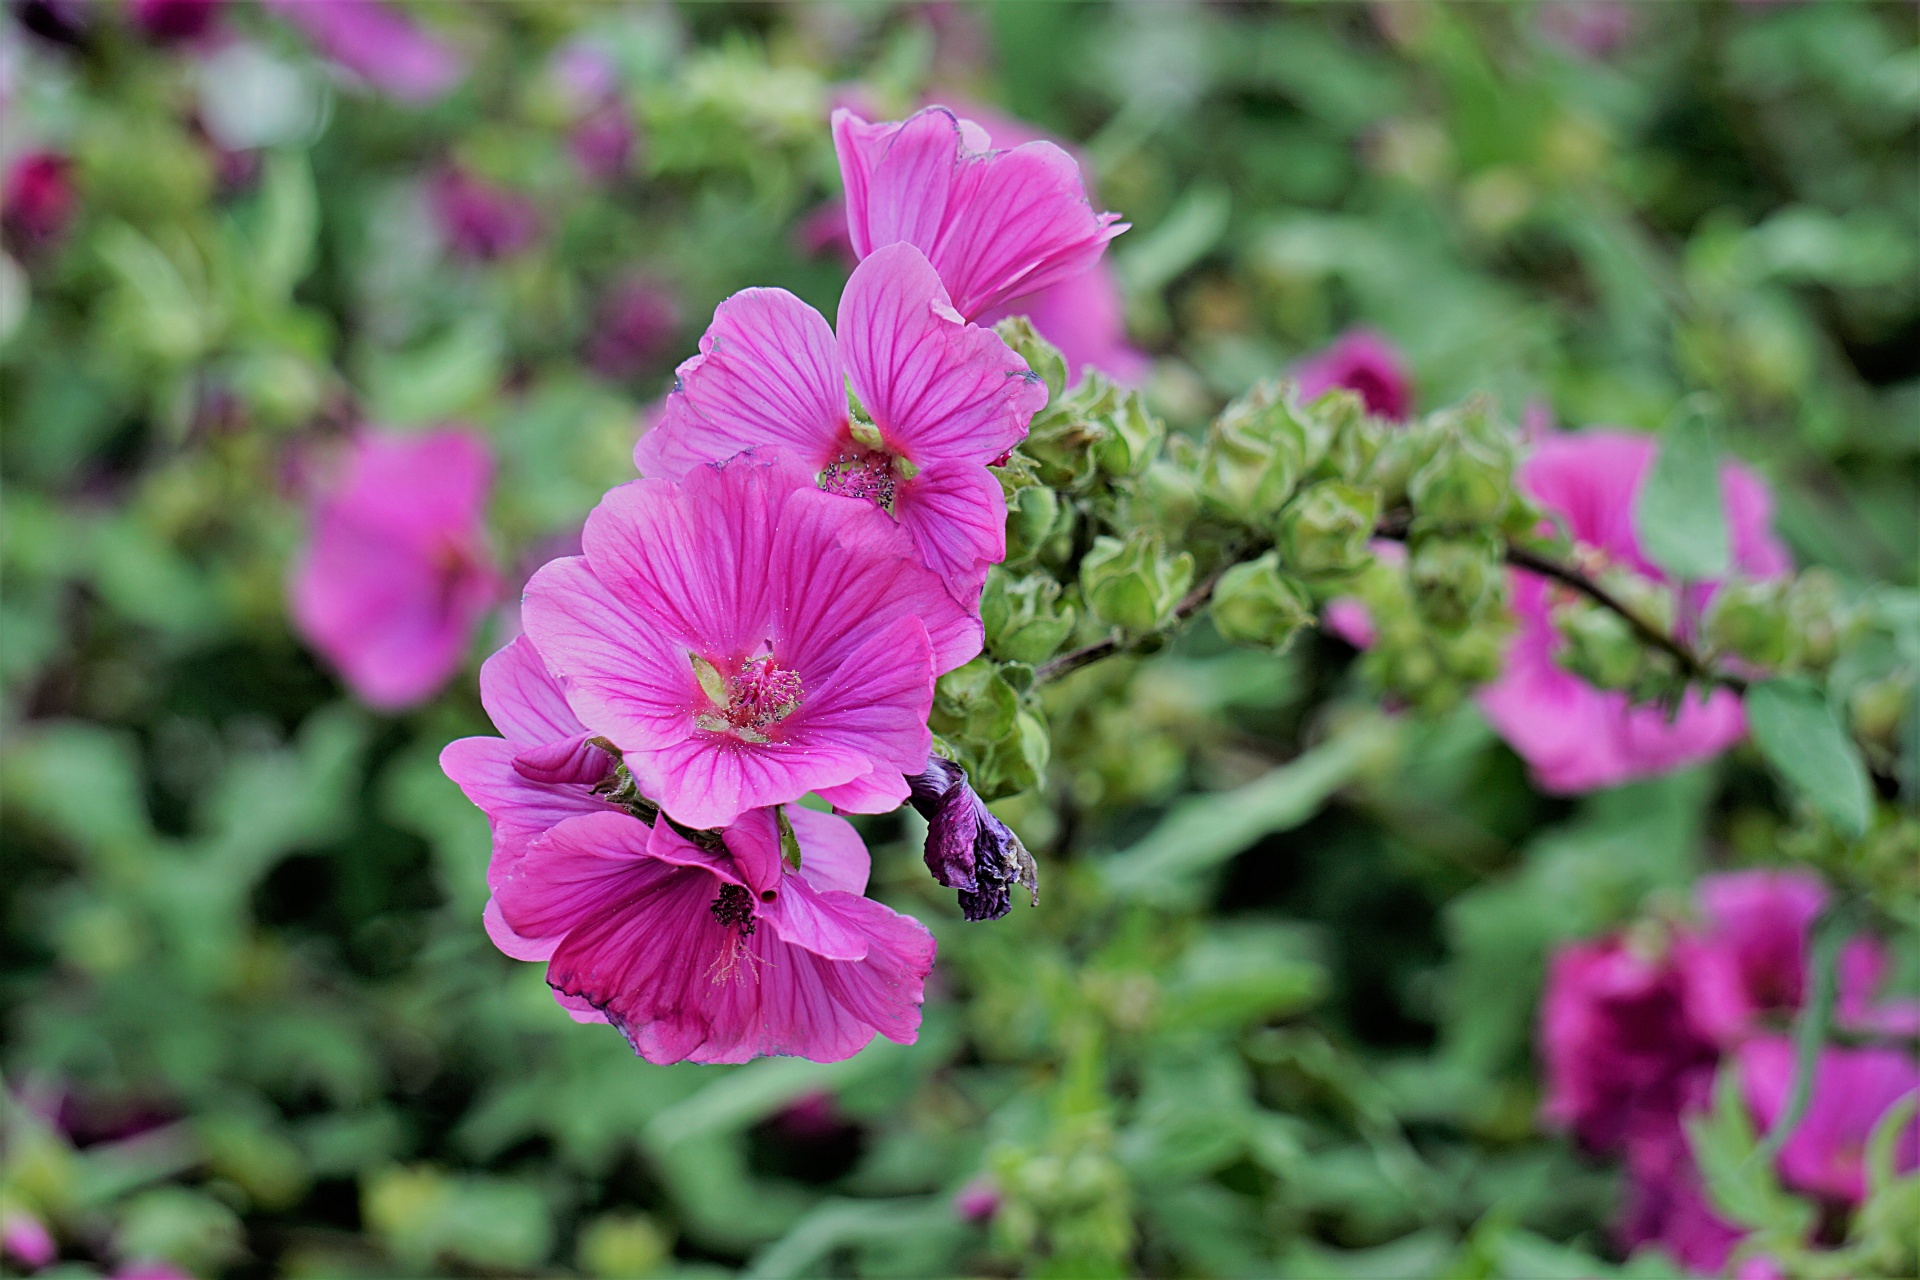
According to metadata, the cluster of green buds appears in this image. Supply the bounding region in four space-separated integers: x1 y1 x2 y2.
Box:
986 1112 1134 1273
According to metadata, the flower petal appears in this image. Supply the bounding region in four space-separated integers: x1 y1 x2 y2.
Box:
891 462 1006 604
479 635 586 745
787 806 871 896
814 769 910 818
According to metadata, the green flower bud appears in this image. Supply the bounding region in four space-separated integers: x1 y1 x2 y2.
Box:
1079 532 1195 633
1407 433 1512 525
1314 388 1383 484
1022 405 1106 491
1135 455 1203 536
1783 569 1846 669
1274 480 1380 579
1849 671 1913 752
931 657 1019 745
1210 552 1313 652
1197 381 1325 524
976 709 1051 798
981 569 1079 665
1408 532 1504 631
1004 480 1062 566
1551 599 1644 690
1703 579 1791 667
1091 381 1165 478
995 316 1068 404
1439 624 1506 686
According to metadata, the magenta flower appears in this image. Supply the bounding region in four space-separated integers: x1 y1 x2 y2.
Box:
1619 1120 1746 1275
953 1176 1001 1224
492 804 935 1064
1739 1037 1920 1204
1 1209 55 1270
522 449 981 830
2 151 75 258
127 0 223 44
1292 329 1413 422
289 429 501 711
832 106 1127 322
1477 429 1790 793
586 278 679 381
264 0 465 104
429 166 541 263
636 243 1045 600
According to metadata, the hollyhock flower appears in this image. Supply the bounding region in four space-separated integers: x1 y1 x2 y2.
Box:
586 279 679 381
2 151 75 257
127 0 223 44
1739 1038 1920 1204
264 0 465 104
636 242 1045 599
289 429 501 711
1477 429 1790 793
1619 1128 1746 1275
1292 329 1413 422
492 804 936 1064
1 1209 55 1269
1539 933 1719 1155
832 105 1127 322
906 757 1037 922
522 449 981 830
429 166 541 263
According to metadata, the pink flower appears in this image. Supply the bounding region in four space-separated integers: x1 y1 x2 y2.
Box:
832 106 1127 322
1739 1038 1920 1204
586 279 679 381
127 0 223 44
522 449 981 830
1620 1123 1746 1275
1477 429 1790 793
1292 329 1413 422
569 103 635 184
1536 1 1636 58
2 1209 55 1269
289 429 501 710
2 151 75 258
264 0 465 104
953 1176 1000 1223
491 804 935 1064
636 243 1045 600
429 166 541 263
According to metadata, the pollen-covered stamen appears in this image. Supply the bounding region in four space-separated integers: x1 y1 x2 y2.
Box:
726 656 803 730
818 450 898 509
709 883 757 936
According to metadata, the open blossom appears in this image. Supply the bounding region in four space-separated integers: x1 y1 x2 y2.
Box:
523 449 981 830
290 429 500 710
1478 429 1790 793
1739 1038 1920 1204
492 805 935 1064
264 0 466 104
637 243 1045 599
1292 329 1413 422
833 106 1127 322
906 757 1037 922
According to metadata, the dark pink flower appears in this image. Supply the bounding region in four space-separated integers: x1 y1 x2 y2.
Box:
832 105 1127 322
953 1176 1000 1223
522 449 981 830
586 279 679 381
569 102 635 183
429 166 541 263
1 1209 55 1270
1619 1119 1746 1275
127 0 223 44
264 0 465 104
492 804 935 1064
1477 430 1790 793
1536 1 1636 58
2 151 75 257
289 429 501 710
1292 329 1413 421
1739 1038 1920 1204
638 242 1046 601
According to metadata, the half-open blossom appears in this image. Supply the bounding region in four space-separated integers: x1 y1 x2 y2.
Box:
523 449 981 830
832 106 1127 322
492 804 935 1064
1739 1038 1920 1204
2 151 75 258
637 242 1045 599
264 0 465 104
1292 329 1413 422
289 429 500 710
429 166 541 263
1477 429 1790 793
906 757 1036 922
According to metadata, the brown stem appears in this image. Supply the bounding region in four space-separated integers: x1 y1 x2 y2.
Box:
1033 562 1234 685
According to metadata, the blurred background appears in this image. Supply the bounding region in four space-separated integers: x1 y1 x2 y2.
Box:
1 1 1915 1277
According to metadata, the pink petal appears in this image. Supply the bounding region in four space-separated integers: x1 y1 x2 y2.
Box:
484 894 556 962
479 635 585 745
494 809 657 946
782 614 937 782
265 0 466 104
761 873 874 962
439 736 617 877
636 289 849 479
891 462 1006 603
787 806 871 895
814 769 911 817
714 807 788 897
838 242 1045 467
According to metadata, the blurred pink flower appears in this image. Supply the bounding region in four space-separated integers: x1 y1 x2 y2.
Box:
1 1209 55 1270
638 242 1046 601
1739 1038 1920 1204
548 42 634 182
795 198 857 264
289 428 501 710
2 151 75 257
127 0 223 44
1477 429 1790 793
832 105 1127 322
1536 1 1636 58
586 279 679 381
1620 1123 1746 1275
429 166 541 263
1292 329 1413 421
264 0 465 104
569 103 635 183
953 1175 1001 1223
521 449 981 830
492 804 934 1064
110 1267 195 1280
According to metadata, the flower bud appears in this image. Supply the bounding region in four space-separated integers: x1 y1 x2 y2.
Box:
908 757 1039 920
981 569 1078 665
1849 672 1913 753
931 657 1020 745
1001 467 1064 566
1274 480 1380 579
1197 382 1325 525
1315 387 1384 484
1090 381 1164 478
1703 579 1791 667
1551 599 1644 690
1408 532 1504 631
1407 432 1512 525
1135 454 1202 536
995 316 1068 404
1783 569 1846 669
1079 532 1195 633
1210 552 1313 652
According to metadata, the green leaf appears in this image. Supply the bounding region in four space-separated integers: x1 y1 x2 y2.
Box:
248 150 318 301
1745 678 1873 837
1117 182 1231 298
1634 399 1730 581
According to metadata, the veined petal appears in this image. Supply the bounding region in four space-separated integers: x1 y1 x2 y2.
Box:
479 635 585 745
782 615 937 781
891 462 1005 604
814 769 911 817
787 806 871 896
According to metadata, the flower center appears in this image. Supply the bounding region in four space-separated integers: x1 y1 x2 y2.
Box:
818 449 898 509
692 653 803 744
709 883 757 935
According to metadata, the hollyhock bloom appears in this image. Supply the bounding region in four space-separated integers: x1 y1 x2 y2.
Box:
637 243 1045 599
586 279 679 381
522 449 981 830
1539 933 1719 1156
1 1209 55 1269
1477 429 1790 793
1739 1038 1920 1204
289 429 501 710
492 804 936 1064
1292 329 1413 422
264 0 465 104
127 0 223 44
429 166 541 263
1 151 75 257
1620 1130 1746 1275
906 757 1037 922
832 106 1127 322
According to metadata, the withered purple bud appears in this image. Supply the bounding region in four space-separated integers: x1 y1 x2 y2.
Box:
906 758 1038 922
